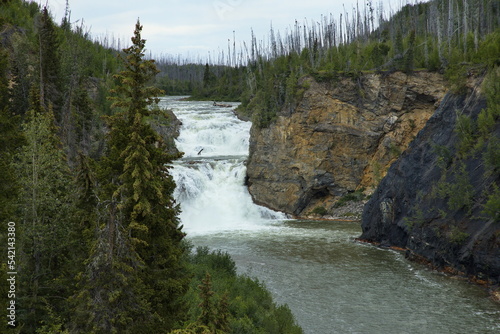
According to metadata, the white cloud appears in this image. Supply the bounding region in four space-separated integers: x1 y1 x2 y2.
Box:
145 24 220 37
44 0 400 58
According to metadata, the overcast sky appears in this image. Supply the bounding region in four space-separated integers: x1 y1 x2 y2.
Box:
43 0 400 61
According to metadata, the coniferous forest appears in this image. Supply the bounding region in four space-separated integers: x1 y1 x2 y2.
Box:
0 1 302 333
0 0 499 333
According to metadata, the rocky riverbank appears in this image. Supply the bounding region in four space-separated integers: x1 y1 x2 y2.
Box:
302 199 368 221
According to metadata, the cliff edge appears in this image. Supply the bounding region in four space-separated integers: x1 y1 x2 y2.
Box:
246 71 446 217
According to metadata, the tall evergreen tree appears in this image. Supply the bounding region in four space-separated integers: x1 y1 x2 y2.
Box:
74 20 189 332
112 20 189 331
14 92 75 332
197 272 216 329
0 47 24 222
37 6 62 122
71 201 152 334
71 83 94 154
203 63 215 88
404 30 416 74
0 45 24 332
393 29 405 70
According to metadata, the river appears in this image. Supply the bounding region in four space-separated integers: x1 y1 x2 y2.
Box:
162 96 500 334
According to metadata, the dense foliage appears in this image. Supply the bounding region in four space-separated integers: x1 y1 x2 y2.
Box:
1 0 499 332
174 247 303 334
0 1 302 333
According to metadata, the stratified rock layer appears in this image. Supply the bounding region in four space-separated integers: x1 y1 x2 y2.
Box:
246 71 446 216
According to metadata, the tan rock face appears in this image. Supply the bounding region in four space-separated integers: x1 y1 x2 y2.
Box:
246 71 447 217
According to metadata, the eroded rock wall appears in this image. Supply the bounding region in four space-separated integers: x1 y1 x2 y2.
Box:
360 79 500 285
246 71 446 216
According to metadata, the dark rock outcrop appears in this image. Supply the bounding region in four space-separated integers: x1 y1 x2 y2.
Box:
360 77 500 286
149 109 182 156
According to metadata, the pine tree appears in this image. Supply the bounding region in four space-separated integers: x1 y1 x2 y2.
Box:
9 33 31 117
198 272 216 329
0 47 24 222
113 20 189 331
70 203 152 334
14 92 75 332
72 83 94 154
404 30 416 74
76 20 189 332
37 7 62 122
203 63 215 89
393 29 405 70
214 293 230 333
197 272 230 333
0 45 24 332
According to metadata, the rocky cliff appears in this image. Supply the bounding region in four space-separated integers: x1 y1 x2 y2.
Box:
150 108 183 156
360 73 500 287
246 71 447 217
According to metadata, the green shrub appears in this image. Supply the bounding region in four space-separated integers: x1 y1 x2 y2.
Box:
483 185 500 222
388 142 402 158
432 144 453 170
311 206 328 216
334 189 366 208
448 226 470 245
484 138 500 171
435 163 474 214
455 112 477 157
445 64 468 94
476 109 496 148
182 247 303 334
403 208 426 231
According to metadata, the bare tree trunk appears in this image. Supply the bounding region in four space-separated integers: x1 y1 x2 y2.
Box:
447 0 454 58
463 0 469 57
340 13 343 45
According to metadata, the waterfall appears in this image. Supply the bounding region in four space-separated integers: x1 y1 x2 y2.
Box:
162 97 285 235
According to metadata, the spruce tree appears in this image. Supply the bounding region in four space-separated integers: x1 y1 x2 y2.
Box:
0 48 24 223
197 273 230 333
14 92 75 332
198 272 216 329
203 63 215 88
76 20 189 332
37 7 62 122
72 83 94 154
404 30 416 74
71 203 152 334
393 29 405 70
0 45 23 332
113 20 189 331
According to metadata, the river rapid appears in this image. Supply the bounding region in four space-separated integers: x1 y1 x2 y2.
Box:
161 96 500 334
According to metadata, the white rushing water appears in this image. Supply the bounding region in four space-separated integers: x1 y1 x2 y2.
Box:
161 97 286 236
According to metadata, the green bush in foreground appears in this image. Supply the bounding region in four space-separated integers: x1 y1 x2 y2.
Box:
175 246 303 334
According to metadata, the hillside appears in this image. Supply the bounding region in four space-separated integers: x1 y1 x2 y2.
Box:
1 1 499 332
0 1 303 332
